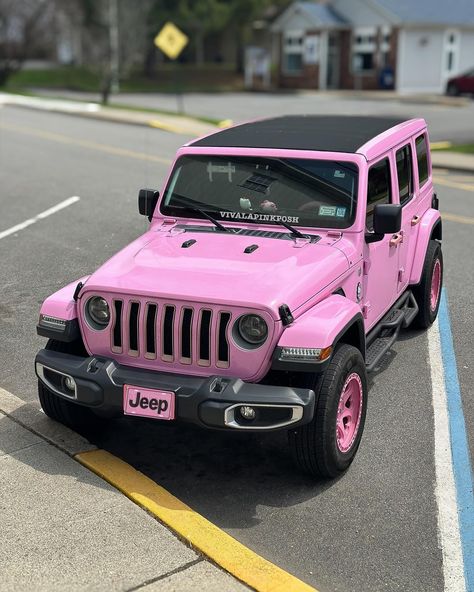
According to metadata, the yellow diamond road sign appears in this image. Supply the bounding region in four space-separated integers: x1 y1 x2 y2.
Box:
154 22 188 60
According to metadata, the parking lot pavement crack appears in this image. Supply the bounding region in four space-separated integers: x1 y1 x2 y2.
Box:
124 558 204 592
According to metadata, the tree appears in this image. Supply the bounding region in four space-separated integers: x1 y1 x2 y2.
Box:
0 0 54 86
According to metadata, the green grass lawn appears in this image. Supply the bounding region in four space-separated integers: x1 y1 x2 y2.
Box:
447 144 474 154
5 65 244 94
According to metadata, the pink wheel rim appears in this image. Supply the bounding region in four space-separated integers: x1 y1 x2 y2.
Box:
336 373 363 453
430 258 441 312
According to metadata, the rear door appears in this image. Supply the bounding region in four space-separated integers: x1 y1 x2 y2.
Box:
394 140 417 293
397 132 433 290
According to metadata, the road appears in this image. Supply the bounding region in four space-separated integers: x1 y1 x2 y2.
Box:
35 88 474 144
0 105 473 592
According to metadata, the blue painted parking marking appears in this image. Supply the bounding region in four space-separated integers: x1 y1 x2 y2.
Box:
439 289 474 590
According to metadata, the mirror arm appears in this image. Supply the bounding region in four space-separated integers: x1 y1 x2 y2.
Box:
365 232 384 244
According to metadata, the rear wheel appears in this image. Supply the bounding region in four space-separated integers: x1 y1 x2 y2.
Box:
288 344 368 478
38 339 100 431
412 240 443 329
446 83 460 96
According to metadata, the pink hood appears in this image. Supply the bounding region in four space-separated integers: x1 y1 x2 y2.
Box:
84 227 349 319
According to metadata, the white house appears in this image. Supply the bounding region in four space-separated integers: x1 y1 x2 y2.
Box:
270 0 474 93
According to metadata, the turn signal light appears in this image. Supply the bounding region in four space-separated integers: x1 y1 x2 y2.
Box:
279 346 332 362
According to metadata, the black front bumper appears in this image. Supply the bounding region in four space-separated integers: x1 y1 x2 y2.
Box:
35 349 315 432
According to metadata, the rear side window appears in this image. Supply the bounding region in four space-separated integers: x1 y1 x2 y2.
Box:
396 144 413 205
367 158 391 231
415 134 429 187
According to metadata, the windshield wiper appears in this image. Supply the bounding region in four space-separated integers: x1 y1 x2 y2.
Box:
170 193 229 232
193 207 229 232
279 220 305 239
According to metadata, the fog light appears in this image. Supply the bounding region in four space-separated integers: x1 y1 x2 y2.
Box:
63 376 76 392
240 405 256 420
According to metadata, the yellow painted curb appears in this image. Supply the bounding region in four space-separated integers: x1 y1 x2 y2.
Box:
218 118 233 128
76 449 317 592
149 119 184 133
431 141 452 150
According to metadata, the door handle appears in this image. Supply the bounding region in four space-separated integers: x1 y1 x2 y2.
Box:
390 233 403 247
411 215 421 226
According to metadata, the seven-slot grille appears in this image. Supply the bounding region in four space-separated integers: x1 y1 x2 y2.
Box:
111 299 231 368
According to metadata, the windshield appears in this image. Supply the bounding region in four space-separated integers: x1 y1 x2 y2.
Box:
161 155 358 229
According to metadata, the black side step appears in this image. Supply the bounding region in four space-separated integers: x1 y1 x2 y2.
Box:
365 291 419 372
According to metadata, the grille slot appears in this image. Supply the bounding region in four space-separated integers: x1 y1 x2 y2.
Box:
198 310 212 365
128 302 140 355
112 300 123 352
107 299 234 368
180 308 193 363
162 306 175 360
145 304 158 358
217 312 231 368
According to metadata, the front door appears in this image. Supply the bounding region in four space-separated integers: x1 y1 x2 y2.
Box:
362 154 400 330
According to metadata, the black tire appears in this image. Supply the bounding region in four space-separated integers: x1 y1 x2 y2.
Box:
38 339 99 431
288 344 368 478
412 240 443 329
446 83 459 96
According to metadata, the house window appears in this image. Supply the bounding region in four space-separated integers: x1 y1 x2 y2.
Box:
396 144 413 206
444 29 460 75
283 31 304 74
353 27 376 73
367 157 391 231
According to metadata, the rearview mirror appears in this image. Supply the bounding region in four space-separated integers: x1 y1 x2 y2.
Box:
366 204 402 243
138 188 160 221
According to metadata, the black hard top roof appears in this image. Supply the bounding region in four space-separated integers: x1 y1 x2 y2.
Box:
190 115 406 153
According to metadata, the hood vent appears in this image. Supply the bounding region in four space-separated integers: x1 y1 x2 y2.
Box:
174 224 320 243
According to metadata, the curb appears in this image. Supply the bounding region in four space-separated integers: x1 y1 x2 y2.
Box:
77 450 317 592
0 93 221 137
433 164 474 175
0 387 317 592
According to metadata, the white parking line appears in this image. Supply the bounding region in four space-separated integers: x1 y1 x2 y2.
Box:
0 196 80 241
428 297 468 592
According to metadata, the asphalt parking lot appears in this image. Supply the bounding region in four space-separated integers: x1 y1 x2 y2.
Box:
0 104 472 591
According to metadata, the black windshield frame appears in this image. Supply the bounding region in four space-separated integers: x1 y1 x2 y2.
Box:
160 155 359 230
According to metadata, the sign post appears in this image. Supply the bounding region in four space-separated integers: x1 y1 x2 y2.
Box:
154 22 189 114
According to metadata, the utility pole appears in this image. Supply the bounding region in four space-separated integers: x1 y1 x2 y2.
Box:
109 0 120 94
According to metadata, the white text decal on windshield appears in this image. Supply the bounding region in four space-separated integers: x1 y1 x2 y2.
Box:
220 211 300 223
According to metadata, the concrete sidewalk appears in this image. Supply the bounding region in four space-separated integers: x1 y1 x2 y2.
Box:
0 92 217 138
0 391 247 592
431 150 474 173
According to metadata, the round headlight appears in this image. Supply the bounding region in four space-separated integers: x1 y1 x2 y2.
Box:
238 314 268 345
86 296 110 328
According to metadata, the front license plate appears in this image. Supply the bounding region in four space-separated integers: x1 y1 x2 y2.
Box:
123 385 175 420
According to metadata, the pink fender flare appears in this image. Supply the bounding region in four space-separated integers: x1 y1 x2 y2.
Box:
409 209 441 285
39 276 89 321
277 295 365 352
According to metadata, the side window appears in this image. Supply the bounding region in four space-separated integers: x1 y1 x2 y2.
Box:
367 158 391 231
396 144 413 206
415 134 429 187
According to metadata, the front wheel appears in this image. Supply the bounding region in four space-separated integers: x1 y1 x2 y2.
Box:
288 344 368 478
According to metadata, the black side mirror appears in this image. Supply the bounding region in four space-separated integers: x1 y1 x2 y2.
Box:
366 204 402 243
138 188 159 221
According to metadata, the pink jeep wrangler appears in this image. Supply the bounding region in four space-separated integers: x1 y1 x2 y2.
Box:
35 116 442 478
